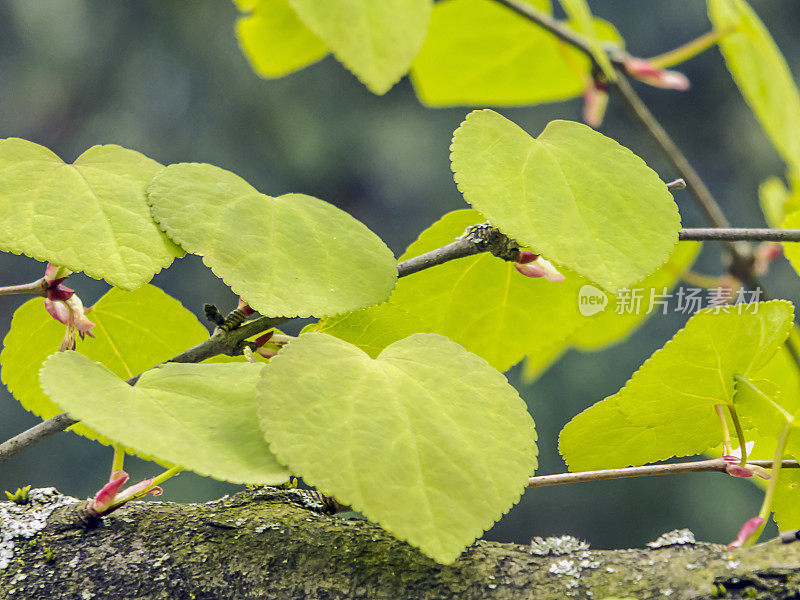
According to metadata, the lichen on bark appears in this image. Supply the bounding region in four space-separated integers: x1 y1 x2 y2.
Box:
1 487 799 599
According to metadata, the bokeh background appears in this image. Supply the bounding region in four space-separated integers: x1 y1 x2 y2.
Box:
1 0 799 550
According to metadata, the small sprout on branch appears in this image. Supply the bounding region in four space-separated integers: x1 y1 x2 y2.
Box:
82 470 163 521
621 55 690 91
513 251 566 283
42 263 95 350
666 178 687 191
203 303 225 326
582 79 609 128
729 516 765 549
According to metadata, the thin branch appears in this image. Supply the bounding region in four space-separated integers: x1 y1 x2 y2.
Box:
0 414 79 462
679 228 800 242
0 278 47 297
489 0 597 61
397 238 484 277
0 236 495 463
528 459 800 488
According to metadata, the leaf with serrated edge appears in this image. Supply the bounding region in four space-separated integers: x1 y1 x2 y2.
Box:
559 301 794 471
0 285 209 446
773 468 800 531
450 111 680 292
288 0 431 95
308 302 430 358
391 209 585 372
733 377 800 458
0 139 182 289
148 163 397 318
411 0 621 106
392 209 696 374
520 241 700 381
40 353 287 484
708 0 800 170
236 0 327 78
258 332 537 563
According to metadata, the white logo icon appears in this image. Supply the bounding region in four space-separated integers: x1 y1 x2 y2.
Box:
578 285 608 316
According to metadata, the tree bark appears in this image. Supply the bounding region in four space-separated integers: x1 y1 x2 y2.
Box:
1 487 799 599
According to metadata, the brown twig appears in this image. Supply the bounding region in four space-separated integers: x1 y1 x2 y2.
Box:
528 459 800 488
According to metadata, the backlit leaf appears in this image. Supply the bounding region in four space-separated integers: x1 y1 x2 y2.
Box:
288 0 432 94
411 0 621 106
708 0 800 170
391 209 586 372
559 301 794 471
40 353 288 484
235 0 327 78
0 139 182 289
781 209 800 280
258 332 537 563
0 285 209 445
148 163 397 318
307 302 430 358
450 111 680 292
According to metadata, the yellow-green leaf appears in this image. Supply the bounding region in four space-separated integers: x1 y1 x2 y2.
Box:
0 285 209 445
148 163 397 318
0 139 182 289
559 301 794 471
288 0 432 94
235 0 327 78
258 332 537 563
450 111 680 292
40 353 288 484
708 0 800 170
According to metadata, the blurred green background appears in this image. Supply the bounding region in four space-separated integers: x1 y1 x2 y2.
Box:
1 0 799 550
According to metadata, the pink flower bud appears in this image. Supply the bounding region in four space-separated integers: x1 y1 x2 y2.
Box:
754 242 782 276
729 516 764 548
624 58 690 90
114 478 163 504
237 297 255 317
91 471 130 514
514 254 566 283
582 80 609 129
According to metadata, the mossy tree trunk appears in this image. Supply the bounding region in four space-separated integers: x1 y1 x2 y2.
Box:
1 487 799 599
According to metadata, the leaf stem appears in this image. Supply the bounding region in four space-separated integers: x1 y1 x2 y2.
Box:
0 278 47 297
647 28 732 70
527 458 800 488
743 423 793 547
715 404 733 456
111 444 125 477
726 405 749 466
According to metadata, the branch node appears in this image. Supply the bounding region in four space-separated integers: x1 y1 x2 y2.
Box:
461 222 521 262
203 304 225 326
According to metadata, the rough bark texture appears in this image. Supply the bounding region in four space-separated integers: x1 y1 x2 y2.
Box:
1 488 799 599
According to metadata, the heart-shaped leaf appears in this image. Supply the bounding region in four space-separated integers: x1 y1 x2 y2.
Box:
450 110 680 292
390 209 586 372
1 285 210 446
235 0 328 78
410 0 621 106
708 0 800 171
288 0 432 94
257 332 537 563
390 209 697 375
307 302 430 358
559 300 793 471
0 139 182 289
40 352 288 484
148 163 397 318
